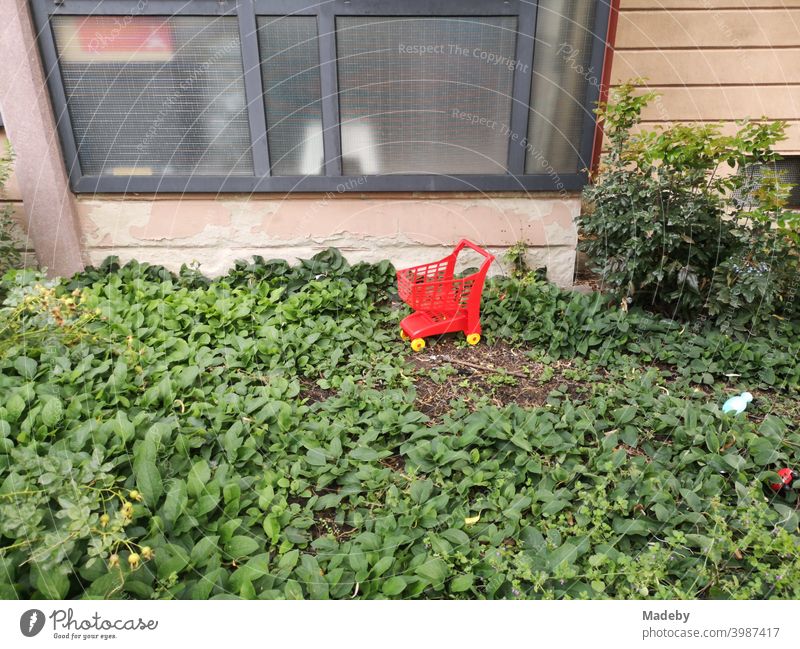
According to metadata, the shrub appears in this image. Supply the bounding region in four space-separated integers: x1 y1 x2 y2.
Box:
579 82 797 331
0 142 21 280
481 274 800 390
707 173 800 331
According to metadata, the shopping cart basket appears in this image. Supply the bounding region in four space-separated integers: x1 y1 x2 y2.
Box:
396 239 494 351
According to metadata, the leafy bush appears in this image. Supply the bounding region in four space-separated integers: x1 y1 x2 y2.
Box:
1 254 798 599
0 142 21 280
707 173 800 331
482 275 800 390
580 82 798 331
0 271 97 353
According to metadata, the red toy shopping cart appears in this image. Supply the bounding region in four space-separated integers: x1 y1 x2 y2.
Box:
396 239 495 352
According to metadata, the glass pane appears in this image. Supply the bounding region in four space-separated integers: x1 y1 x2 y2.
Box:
51 15 253 176
336 16 517 175
258 17 323 176
526 0 597 175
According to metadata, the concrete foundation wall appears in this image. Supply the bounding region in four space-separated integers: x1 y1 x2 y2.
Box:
77 193 580 286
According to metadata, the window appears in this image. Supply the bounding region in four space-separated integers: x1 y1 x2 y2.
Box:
336 16 517 175
32 0 611 193
51 15 252 177
258 16 323 176
527 0 598 175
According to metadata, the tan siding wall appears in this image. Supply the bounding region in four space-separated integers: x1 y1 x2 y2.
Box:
612 3 800 153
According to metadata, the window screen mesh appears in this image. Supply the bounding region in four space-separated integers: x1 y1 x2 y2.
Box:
526 0 597 175
735 158 800 209
257 17 323 176
51 15 252 176
336 16 517 175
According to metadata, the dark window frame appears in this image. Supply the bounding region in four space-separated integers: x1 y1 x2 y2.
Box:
31 0 612 194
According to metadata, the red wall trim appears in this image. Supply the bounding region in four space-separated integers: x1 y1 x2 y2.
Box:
590 0 621 177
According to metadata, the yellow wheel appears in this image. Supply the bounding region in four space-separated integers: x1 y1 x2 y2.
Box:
410 338 426 352
400 329 410 341
466 333 481 346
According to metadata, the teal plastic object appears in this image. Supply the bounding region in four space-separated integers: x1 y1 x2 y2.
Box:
722 392 753 415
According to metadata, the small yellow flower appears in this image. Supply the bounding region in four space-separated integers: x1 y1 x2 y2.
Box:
99 514 110 527
141 546 154 561
121 501 134 519
109 553 119 568
129 489 142 502
128 553 140 569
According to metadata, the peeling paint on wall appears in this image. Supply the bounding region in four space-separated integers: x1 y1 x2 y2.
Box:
74 195 581 287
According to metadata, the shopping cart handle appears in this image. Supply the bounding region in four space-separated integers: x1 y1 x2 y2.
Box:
454 239 494 261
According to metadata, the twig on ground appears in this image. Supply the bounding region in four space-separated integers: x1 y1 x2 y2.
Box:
437 355 528 379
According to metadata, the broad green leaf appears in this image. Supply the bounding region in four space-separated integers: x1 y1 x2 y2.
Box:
191 536 220 567
410 479 433 504
440 529 470 547
14 357 37 379
450 574 474 593
705 429 720 454
614 405 637 425
41 397 63 428
381 576 407 596
284 580 304 600
349 447 379 462
112 412 135 444
187 460 211 497
134 459 163 505
278 550 299 572
371 556 394 577
415 558 449 588
162 479 188 526
6 393 25 421
225 536 261 559
306 448 328 466
263 515 280 545
32 564 69 598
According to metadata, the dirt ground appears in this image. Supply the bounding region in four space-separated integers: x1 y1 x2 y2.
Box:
407 338 588 421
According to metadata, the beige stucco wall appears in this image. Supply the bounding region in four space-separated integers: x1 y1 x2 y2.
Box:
76 193 580 286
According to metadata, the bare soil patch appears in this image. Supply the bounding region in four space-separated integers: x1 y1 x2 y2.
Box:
407 338 589 421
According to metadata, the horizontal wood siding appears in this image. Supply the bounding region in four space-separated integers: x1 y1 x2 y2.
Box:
611 4 800 153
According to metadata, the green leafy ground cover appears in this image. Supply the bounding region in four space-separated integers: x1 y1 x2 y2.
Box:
1 251 798 599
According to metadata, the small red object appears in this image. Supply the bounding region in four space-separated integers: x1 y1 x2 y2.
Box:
769 468 798 493
396 239 494 350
